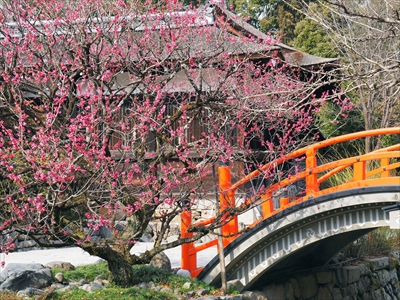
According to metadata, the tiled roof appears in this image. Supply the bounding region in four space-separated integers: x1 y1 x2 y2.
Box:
214 5 339 67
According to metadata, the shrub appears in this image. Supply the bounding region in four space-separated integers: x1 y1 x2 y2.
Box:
342 228 400 259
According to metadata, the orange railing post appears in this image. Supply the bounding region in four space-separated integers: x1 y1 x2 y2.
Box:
181 208 196 275
218 162 238 247
354 159 366 181
306 147 319 197
280 197 289 207
381 157 390 178
261 191 274 217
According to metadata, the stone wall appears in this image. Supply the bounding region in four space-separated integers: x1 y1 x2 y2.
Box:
254 256 400 300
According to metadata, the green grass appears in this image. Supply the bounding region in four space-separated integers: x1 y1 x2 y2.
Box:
130 265 215 293
4 263 218 300
46 287 178 300
50 263 216 292
51 261 109 282
0 263 220 300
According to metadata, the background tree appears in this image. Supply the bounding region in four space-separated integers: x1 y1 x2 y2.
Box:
287 0 400 152
293 3 336 58
228 0 310 45
0 0 345 286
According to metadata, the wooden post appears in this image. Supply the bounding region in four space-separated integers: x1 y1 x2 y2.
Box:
354 160 366 181
181 208 196 275
280 197 289 208
213 165 227 295
261 192 274 217
218 162 238 247
305 148 319 197
381 157 390 178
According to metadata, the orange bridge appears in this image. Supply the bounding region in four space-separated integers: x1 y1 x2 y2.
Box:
180 128 400 291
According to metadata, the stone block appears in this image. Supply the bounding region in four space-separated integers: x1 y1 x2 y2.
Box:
46 261 76 270
17 234 30 241
176 269 191 278
115 221 127 232
54 272 64 283
182 282 191 289
376 269 391 286
357 275 372 295
262 283 285 300
90 236 101 243
0 263 52 291
196 288 210 296
388 268 398 285
336 267 348 287
16 287 44 298
98 226 113 239
372 288 388 300
80 283 104 293
289 277 300 299
17 240 37 248
242 291 258 300
295 274 318 299
150 251 171 272
51 282 65 289
358 264 370 276
227 279 244 292
58 285 74 292
384 283 394 297
345 283 357 297
253 291 268 300
332 287 343 300
366 257 389 271
389 251 399 260
336 265 360 287
316 286 333 300
346 266 361 284
283 281 294 300
316 270 335 284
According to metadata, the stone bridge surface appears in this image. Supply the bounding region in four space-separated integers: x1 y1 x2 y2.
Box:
197 185 400 291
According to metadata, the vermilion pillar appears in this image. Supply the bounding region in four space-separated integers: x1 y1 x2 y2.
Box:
218 162 238 247
181 208 196 275
305 148 319 197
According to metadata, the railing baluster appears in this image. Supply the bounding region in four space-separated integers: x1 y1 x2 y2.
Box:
354 160 366 181
306 147 319 197
261 192 273 217
218 163 238 247
181 209 195 275
381 157 390 178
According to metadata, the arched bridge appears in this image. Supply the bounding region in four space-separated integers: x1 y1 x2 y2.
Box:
180 128 400 291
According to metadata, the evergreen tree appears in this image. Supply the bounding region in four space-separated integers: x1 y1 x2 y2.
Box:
293 16 336 58
229 0 310 45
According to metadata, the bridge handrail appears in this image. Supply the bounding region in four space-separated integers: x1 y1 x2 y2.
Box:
230 127 400 192
181 127 400 277
316 144 400 183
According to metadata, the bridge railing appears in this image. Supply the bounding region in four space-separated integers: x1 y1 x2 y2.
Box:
181 127 400 277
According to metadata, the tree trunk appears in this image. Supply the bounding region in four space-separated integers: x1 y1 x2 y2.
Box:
107 253 134 287
82 243 134 287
